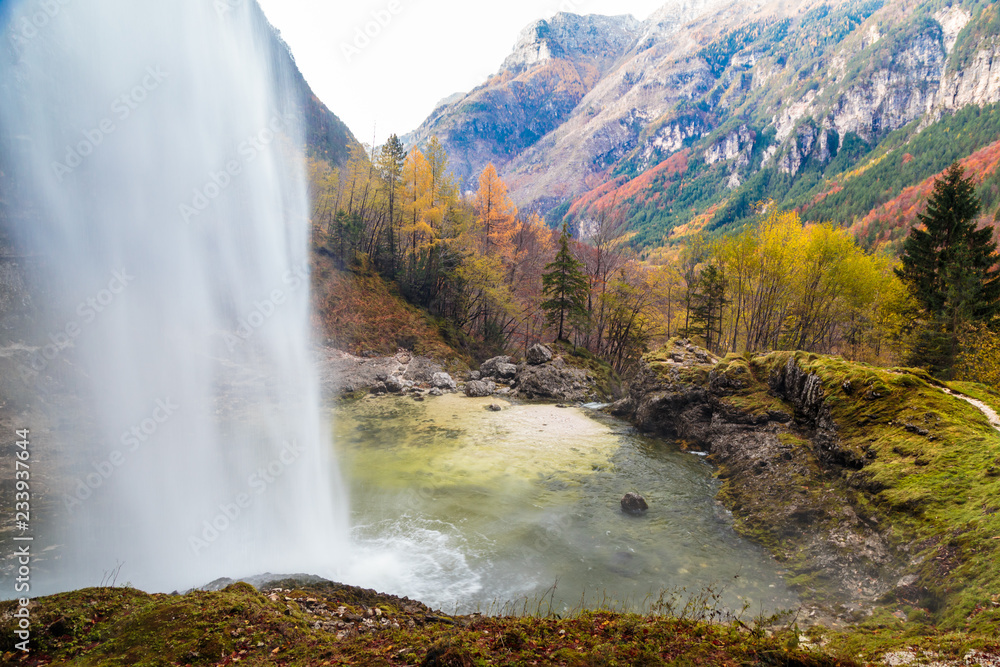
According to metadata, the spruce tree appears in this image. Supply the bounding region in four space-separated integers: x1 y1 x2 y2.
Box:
688 264 728 354
896 163 1000 370
542 224 589 342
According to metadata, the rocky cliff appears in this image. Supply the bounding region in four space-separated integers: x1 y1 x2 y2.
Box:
403 12 641 191
407 0 1000 241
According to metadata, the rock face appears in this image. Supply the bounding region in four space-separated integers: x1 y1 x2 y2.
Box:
526 344 553 365
620 492 649 514
402 12 641 190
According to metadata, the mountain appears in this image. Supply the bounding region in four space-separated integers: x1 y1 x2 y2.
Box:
407 0 1000 249
251 2 360 166
403 11 642 190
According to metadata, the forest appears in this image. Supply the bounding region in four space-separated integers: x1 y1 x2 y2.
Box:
308 135 1000 386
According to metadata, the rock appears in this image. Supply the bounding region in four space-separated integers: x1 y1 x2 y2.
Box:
514 363 594 402
469 371 481 381
431 372 457 391
480 356 514 378
486 404 503 412
384 375 405 393
526 344 553 365
402 356 445 384
429 388 444 397
621 492 649 514
464 380 496 398
496 363 518 380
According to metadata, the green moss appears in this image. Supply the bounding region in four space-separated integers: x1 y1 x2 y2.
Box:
0 585 862 666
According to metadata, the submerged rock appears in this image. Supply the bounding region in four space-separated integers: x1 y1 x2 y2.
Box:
464 380 496 398
526 344 553 365
621 492 649 514
486 404 503 412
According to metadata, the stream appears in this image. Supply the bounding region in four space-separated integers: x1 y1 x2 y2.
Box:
333 394 798 616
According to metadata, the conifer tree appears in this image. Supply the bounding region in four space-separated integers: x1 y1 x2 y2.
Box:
688 263 728 354
896 163 1000 370
377 134 406 275
542 224 589 342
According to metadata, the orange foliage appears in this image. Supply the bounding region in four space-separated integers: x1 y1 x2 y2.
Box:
568 150 690 220
311 259 457 359
848 139 1000 247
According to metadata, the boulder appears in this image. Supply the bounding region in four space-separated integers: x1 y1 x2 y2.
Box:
526 344 553 365
621 492 649 514
464 380 496 398
480 356 514 378
384 375 405 393
469 371 481 381
429 388 444 397
495 363 518 380
514 361 594 402
431 372 457 391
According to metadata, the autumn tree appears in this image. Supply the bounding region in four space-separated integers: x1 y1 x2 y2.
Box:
473 163 518 259
542 224 589 342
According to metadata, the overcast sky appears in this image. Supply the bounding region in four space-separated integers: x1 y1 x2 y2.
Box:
256 0 667 147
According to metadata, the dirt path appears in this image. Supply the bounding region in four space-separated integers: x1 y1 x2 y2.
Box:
943 388 1000 433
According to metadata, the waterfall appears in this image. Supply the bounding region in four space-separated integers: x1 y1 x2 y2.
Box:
0 0 349 593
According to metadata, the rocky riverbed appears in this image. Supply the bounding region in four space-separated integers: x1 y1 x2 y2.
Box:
318 343 610 404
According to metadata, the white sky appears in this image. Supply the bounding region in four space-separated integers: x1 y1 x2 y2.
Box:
256 0 667 147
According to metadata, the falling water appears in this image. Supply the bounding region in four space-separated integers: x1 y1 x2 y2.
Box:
0 0 349 593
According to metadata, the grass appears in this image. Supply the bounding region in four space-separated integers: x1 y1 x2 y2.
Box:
0 581 864 666
711 352 1000 632
636 347 1000 636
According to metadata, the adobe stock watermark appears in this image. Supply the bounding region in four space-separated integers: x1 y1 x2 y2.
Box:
341 0 404 63
62 398 180 513
6 0 73 50
222 260 309 351
51 66 169 183
188 440 305 556
178 112 295 224
18 268 134 381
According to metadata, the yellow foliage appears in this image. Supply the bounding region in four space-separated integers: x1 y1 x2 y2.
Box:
956 323 1000 389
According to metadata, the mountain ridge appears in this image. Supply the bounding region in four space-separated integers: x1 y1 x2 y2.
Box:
405 0 1000 249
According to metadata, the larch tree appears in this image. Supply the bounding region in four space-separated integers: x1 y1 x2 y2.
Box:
473 163 518 259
